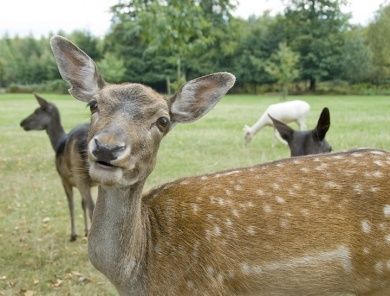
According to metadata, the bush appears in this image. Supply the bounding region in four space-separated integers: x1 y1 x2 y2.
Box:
6 80 68 94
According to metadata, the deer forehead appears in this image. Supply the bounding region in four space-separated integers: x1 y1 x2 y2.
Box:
97 83 169 119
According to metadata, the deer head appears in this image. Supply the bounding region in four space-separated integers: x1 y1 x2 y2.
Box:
269 107 332 156
50 36 235 187
20 94 61 131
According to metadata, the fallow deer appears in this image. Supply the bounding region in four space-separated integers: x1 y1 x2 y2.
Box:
51 35 390 295
269 107 332 156
244 100 310 145
20 94 95 241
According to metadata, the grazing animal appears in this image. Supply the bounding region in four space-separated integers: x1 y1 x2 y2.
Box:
244 100 310 144
270 107 332 156
20 94 95 241
51 35 390 296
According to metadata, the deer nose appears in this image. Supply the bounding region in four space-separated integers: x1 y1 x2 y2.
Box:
92 138 127 163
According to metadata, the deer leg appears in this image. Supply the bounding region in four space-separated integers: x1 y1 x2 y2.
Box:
274 128 288 146
297 118 307 130
78 186 95 237
63 182 77 241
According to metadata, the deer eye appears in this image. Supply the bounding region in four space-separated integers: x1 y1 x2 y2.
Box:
88 100 98 114
156 116 170 131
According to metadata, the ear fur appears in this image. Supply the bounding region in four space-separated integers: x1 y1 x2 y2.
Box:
34 93 48 108
169 72 235 123
269 114 294 142
50 35 105 102
314 107 330 140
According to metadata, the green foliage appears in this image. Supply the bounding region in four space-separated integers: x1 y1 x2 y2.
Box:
97 52 126 83
339 27 374 83
265 42 300 99
0 0 390 93
111 0 235 82
283 0 351 90
367 3 390 83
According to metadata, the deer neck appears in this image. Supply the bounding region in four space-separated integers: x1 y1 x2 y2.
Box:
46 118 66 152
88 181 150 294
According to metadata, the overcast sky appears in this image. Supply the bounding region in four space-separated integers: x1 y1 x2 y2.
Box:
0 0 388 37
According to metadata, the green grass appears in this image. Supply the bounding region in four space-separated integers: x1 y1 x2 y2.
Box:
0 93 389 295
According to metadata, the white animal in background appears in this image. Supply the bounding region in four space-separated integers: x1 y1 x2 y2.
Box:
244 100 310 144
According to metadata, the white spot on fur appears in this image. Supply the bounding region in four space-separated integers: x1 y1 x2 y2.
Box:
214 225 221 236
324 181 342 189
187 281 194 289
247 226 256 235
300 167 310 173
384 205 390 218
386 260 390 270
191 203 199 213
301 209 310 217
207 266 214 275
201 176 208 180
225 189 232 196
375 261 384 273
263 204 272 213
180 180 190 185
225 218 233 227
315 163 328 171
354 184 363 194
293 184 302 191
257 245 352 273
256 189 265 196
272 183 280 190
385 234 390 243
232 209 240 218
363 247 370 254
276 196 285 204
241 263 251 275
370 186 379 193
361 220 371 234
234 184 242 191
280 218 289 228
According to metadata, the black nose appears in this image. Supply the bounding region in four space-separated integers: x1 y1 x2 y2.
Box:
92 139 126 163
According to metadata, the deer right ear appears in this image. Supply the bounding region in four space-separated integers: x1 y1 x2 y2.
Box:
269 114 294 141
314 107 330 140
50 35 105 102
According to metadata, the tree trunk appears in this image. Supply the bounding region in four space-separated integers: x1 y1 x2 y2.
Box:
309 77 316 91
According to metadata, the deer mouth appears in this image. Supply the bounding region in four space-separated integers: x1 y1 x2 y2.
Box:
96 160 115 169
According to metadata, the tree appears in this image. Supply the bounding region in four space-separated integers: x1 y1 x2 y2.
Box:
283 0 350 90
110 0 235 84
97 52 126 83
265 42 300 99
367 4 390 83
339 27 374 83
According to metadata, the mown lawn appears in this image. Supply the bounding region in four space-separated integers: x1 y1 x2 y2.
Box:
0 93 389 295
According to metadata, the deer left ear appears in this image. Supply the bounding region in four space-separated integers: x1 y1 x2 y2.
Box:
269 114 294 142
169 72 235 124
314 107 330 140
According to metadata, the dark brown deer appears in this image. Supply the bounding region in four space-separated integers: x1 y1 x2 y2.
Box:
51 35 390 295
20 94 95 241
269 107 332 157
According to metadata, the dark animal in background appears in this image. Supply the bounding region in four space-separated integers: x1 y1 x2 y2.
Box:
269 107 332 157
20 94 95 241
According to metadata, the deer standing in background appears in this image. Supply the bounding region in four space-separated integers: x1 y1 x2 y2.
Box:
51 35 390 295
270 107 332 156
244 100 310 145
20 94 95 241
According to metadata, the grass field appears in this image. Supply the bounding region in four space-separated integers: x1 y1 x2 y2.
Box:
0 93 389 295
